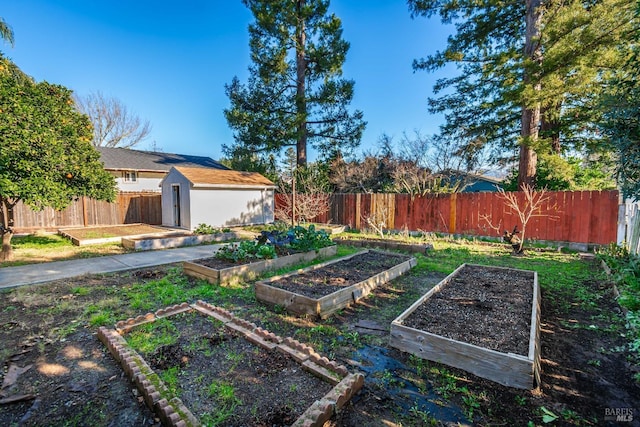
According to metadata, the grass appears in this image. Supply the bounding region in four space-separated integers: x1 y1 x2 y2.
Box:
1 231 637 425
1 233 128 267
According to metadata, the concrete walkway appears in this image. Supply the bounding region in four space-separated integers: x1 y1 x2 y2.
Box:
0 244 224 290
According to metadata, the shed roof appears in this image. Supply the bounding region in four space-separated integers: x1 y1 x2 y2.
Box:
97 147 228 172
172 166 275 188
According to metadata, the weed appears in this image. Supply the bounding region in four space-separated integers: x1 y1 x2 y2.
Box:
72 287 90 296
587 359 601 367
408 405 438 425
126 318 179 354
160 366 181 396
89 311 114 327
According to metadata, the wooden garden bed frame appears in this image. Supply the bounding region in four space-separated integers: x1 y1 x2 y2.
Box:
183 245 338 285
389 263 541 389
255 250 417 319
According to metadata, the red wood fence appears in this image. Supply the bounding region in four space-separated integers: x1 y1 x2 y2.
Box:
276 190 621 245
12 192 162 232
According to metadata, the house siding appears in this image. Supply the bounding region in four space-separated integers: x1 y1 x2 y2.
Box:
108 171 164 193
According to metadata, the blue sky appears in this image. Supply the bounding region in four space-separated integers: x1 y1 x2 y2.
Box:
3 1 453 161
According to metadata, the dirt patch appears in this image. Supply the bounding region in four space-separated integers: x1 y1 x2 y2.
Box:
125 311 334 426
403 264 533 355
264 251 412 299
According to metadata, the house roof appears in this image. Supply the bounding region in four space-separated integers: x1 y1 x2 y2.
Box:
172 166 275 189
97 147 229 172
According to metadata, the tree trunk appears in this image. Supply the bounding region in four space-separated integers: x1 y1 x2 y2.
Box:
295 0 308 167
0 198 15 261
1 230 13 262
519 0 543 190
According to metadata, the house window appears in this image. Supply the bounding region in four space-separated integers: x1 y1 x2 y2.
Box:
123 171 138 183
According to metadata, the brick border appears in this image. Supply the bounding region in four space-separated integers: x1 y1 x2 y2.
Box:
100 301 364 426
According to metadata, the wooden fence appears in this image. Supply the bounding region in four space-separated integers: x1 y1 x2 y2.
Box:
11 192 162 231
619 200 640 255
277 190 621 246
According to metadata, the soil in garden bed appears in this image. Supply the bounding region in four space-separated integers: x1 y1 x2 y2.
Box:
265 251 412 299
402 264 534 356
131 311 333 426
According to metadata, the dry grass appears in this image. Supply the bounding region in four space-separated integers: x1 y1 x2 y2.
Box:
59 224 173 240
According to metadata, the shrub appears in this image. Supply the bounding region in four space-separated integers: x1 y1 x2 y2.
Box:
193 223 221 235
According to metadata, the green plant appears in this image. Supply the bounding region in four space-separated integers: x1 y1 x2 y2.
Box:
215 240 276 263
287 224 333 252
540 406 559 423
587 359 601 367
515 395 527 406
194 223 220 235
126 318 178 354
160 366 181 396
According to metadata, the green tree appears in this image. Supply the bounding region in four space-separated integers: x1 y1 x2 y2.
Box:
224 0 365 167
0 17 14 48
600 46 640 199
408 0 636 189
0 56 117 260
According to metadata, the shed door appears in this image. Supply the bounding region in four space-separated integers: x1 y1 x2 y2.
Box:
171 185 181 227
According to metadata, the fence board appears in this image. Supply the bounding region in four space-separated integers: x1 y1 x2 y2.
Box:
281 190 620 246
11 192 162 231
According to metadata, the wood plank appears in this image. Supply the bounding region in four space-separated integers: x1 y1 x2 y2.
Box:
390 263 540 389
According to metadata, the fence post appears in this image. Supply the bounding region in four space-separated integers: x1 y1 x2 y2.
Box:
449 193 457 234
82 197 88 227
355 194 361 230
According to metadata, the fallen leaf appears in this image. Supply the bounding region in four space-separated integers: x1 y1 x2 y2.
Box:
1 363 33 390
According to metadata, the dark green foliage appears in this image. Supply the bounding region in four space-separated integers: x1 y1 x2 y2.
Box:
0 55 116 259
215 240 278 263
408 0 636 185
217 225 332 263
502 156 616 191
224 0 365 166
600 46 640 199
287 224 332 252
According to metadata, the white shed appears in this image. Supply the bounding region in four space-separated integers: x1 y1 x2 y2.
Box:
160 166 275 230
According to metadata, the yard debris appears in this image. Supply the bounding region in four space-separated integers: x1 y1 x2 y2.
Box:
1 363 32 392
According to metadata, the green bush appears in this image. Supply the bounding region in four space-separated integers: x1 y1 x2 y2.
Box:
215 240 277 263
215 225 332 263
193 223 220 235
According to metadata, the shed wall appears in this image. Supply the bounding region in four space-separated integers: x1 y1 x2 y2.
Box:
189 188 274 229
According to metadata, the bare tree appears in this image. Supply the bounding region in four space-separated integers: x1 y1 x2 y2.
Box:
74 91 152 148
481 184 557 254
276 151 331 224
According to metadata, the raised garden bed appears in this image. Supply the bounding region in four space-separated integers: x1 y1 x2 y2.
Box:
255 250 417 318
183 245 338 285
98 301 363 427
334 237 433 254
389 263 540 389
58 224 180 246
122 230 247 251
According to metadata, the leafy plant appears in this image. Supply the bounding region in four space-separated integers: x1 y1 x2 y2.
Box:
215 240 275 263
193 223 221 235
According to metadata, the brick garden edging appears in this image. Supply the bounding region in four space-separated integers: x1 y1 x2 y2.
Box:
99 301 364 427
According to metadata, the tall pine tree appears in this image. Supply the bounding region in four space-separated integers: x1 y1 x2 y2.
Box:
409 0 636 188
224 0 365 167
